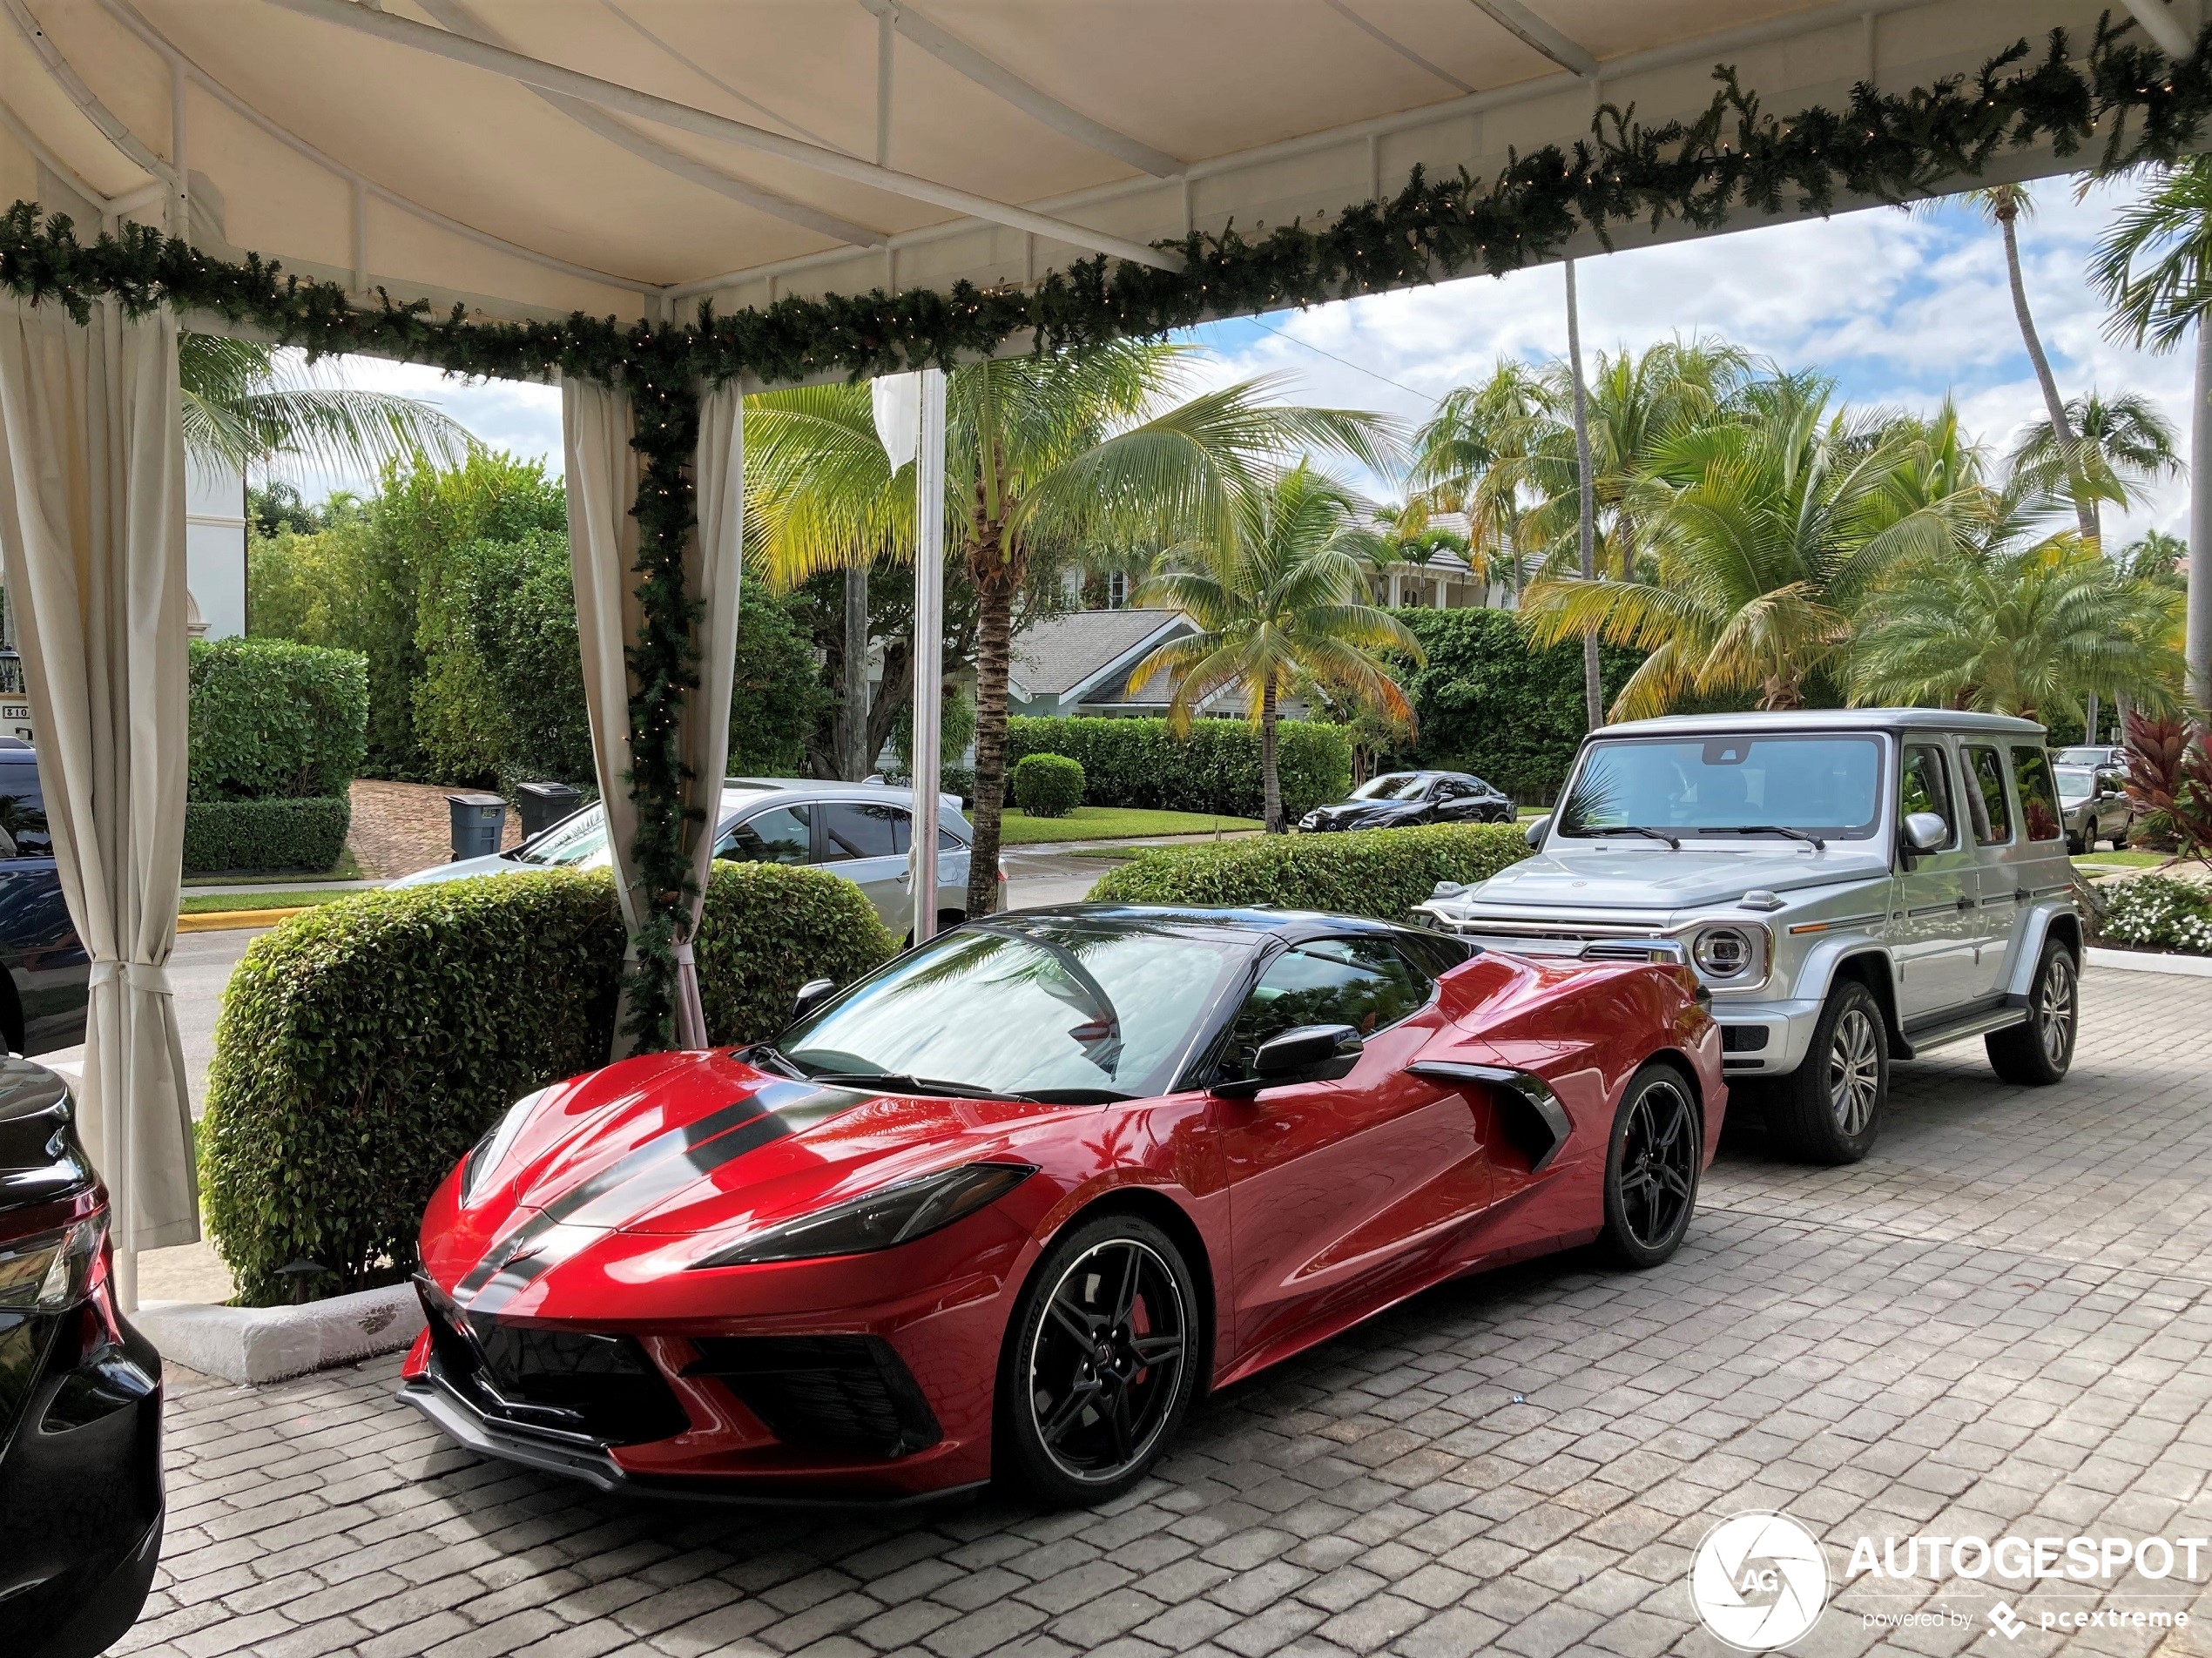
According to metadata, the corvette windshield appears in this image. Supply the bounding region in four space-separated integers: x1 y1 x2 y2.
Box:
1559 735 1884 842
1352 773 1426 801
781 920 1249 1100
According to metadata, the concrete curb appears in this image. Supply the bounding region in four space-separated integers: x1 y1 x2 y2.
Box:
133 1284 423 1385
177 907 312 932
2085 946 2212 979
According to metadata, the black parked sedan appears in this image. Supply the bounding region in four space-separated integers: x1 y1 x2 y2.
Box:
1299 770 1513 832
0 742 89 1056
0 1057 163 1657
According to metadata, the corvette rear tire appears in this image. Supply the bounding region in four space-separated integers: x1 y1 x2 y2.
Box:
997 1213 1200 1507
1766 981 1886 1165
1600 1062 1702 1269
1986 938 2077 1087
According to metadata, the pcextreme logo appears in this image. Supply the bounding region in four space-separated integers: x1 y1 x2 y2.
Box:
1689 1512 1830 1652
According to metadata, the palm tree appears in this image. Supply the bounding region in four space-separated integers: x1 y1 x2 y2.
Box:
1851 529 2183 720
2090 156 2212 710
2006 390 2182 543
179 334 477 482
1128 465 1420 832
742 343 1397 911
1406 360 1549 602
1966 185 2099 544
1521 375 1983 718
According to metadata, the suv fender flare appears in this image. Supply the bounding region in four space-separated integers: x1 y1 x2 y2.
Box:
1791 937 1908 1060
2003 902 2083 1001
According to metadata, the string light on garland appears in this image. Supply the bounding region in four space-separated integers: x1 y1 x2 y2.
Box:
3 10 2207 1046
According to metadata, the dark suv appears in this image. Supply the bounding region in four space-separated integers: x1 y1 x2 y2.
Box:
0 742 88 1057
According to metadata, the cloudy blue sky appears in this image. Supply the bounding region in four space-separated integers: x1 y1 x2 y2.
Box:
329 174 2194 545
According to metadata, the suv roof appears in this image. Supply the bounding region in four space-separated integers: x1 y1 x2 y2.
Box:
1596 708 2047 740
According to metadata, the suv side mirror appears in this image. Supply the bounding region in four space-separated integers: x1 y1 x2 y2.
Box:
1902 812 1948 854
790 977 838 1023
1524 815 1550 850
1214 1023 1363 1099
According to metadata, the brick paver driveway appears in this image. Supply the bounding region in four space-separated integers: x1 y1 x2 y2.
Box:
123 966 2212 1658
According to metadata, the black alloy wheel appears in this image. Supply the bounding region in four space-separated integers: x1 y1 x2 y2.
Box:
1601 1063 1702 1267
999 1213 1199 1506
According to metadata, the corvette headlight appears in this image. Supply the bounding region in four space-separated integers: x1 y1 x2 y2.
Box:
692 1163 1035 1268
1690 925 1758 981
462 1088 549 1206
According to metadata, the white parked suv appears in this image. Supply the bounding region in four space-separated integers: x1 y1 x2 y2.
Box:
1413 711 2084 1164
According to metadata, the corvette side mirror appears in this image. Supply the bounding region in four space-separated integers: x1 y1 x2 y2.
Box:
1524 815 1550 850
791 977 838 1022
1214 1023 1363 1100
1902 812 1948 854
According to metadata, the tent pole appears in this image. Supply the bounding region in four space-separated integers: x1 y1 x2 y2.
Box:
910 367 947 943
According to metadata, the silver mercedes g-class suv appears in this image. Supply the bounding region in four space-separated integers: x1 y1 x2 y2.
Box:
1414 710 2083 1164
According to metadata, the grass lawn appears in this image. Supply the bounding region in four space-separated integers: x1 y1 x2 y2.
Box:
179 889 365 915
996 806 1261 845
2073 850 2174 875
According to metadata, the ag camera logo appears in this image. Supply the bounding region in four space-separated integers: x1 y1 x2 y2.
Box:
1690 1511 1831 1651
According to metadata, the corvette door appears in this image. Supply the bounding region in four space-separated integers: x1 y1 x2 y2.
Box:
1214 938 1496 1364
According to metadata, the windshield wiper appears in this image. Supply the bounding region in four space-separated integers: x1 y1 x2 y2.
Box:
737 1042 807 1080
1714 824 1827 851
1578 825 1681 850
805 1070 1036 1103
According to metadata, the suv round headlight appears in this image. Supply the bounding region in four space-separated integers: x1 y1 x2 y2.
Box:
1692 926 1755 980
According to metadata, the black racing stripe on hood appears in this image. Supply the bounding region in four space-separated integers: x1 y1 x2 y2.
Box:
458 1081 869 1312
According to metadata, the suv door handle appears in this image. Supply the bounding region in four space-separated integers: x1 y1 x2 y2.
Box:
1955 897 1973 911
2015 888 2031 903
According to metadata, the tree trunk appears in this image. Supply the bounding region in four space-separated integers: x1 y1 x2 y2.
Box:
2192 315 2212 714
1261 677 1284 833
2000 203 2097 545
841 563 870 778
2086 691 2101 746
1565 258 1602 729
1760 673 1802 712
966 516 1016 918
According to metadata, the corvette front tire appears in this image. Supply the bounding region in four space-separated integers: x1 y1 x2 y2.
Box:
997 1213 1201 1507
1600 1062 1702 1269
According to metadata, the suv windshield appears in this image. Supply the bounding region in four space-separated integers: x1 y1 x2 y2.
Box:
781 918 1251 1100
2054 765 2096 799
1559 735 1885 842
1352 773 1427 801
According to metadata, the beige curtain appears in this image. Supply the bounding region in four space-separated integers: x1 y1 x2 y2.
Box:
562 376 743 1053
0 300 195 1310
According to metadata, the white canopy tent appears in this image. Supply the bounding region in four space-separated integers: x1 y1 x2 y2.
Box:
0 0 2191 1306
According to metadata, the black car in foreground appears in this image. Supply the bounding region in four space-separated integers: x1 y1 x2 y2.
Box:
0 1057 163 1658
1299 770 1513 832
0 742 89 1057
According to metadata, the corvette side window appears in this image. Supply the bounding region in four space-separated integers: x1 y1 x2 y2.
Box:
1219 939 1429 1079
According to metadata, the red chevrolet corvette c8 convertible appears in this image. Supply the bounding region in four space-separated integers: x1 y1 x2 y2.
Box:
402 904 1724 1506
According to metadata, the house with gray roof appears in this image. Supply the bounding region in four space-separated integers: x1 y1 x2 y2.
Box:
1008 607 1310 720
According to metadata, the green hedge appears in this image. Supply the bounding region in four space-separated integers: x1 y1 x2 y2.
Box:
1006 717 1352 820
1012 753 1084 818
1388 610 1647 805
183 796 351 874
188 637 368 801
200 862 896 1305
1086 821 1532 920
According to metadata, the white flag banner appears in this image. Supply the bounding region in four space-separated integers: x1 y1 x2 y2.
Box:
871 371 921 470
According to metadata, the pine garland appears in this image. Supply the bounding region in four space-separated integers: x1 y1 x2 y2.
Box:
4 9 2206 1046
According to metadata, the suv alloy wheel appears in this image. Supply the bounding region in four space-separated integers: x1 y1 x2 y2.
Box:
1764 980 1888 1165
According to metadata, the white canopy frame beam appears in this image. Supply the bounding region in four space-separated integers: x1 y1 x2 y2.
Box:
2119 0 2195 57
0 95 161 220
94 0 662 296
855 0 1185 179
1322 0 1475 94
3 0 175 188
679 0 1946 304
415 0 887 249
1467 0 1602 78
262 0 1184 271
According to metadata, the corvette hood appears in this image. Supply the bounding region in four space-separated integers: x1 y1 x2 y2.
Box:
1458 845 1888 913
436 1049 1058 1309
